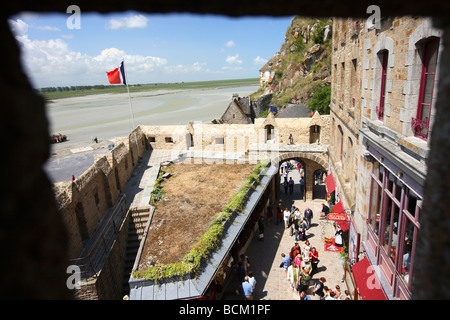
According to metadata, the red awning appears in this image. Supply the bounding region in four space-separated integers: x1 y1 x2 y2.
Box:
329 202 350 231
351 258 387 300
324 173 336 196
332 201 344 213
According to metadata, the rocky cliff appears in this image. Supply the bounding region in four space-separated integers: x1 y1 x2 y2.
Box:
252 16 332 113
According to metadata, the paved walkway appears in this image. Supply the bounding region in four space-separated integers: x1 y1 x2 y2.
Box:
222 164 346 300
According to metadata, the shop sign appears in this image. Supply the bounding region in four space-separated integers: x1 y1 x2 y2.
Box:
327 213 347 221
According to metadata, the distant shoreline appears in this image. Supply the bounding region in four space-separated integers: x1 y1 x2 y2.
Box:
45 83 259 161
39 78 259 101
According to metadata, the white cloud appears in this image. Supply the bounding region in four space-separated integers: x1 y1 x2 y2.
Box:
8 17 253 87
226 54 242 65
8 19 28 37
32 25 60 32
253 56 267 66
106 14 148 30
225 40 236 47
8 18 225 87
9 19 167 87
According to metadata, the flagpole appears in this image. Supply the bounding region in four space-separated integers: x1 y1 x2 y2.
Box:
121 59 140 156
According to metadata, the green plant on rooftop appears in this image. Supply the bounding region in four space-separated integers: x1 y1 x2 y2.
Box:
132 159 270 282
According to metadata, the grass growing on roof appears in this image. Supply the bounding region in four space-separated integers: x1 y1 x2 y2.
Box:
132 159 269 282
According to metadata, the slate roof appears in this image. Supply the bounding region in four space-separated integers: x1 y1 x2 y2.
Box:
276 104 311 118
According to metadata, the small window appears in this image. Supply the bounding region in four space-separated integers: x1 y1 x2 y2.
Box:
149 136 156 143
215 137 224 144
378 50 388 121
165 137 173 143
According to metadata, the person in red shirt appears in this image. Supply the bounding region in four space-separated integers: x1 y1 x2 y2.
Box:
309 247 319 275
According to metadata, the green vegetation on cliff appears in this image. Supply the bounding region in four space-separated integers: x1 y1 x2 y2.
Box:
254 16 332 114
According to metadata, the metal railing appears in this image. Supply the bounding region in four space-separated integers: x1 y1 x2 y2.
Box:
69 194 128 281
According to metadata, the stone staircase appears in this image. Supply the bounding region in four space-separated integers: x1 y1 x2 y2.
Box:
121 206 153 297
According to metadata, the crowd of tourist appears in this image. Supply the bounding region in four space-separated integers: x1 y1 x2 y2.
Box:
275 203 349 300
231 161 349 300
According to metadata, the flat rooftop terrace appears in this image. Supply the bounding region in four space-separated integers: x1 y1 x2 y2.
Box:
136 162 255 271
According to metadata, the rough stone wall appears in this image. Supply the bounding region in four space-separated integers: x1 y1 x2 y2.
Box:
73 212 130 300
54 131 147 260
355 17 442 236
141 114 331 156
329 17 365 210
252 93 272 117
360 17 441 161
220 100 252 124
255 113 331 145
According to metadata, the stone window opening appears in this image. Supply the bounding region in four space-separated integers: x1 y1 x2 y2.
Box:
309 125 321 144
265 125 274 142
377 49 389 121
412 37 439 140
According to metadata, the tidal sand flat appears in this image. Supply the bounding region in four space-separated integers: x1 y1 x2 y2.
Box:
46 85 258 152
44 85 259 182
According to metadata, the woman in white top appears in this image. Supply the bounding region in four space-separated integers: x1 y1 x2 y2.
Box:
283 208 291 229
287 263 299 291
303 240 312 259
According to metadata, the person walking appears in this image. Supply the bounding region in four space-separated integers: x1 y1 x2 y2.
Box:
309 247 319 274
280 253 291 272
287 263 299 291
283 208 291 229
297 267 312 295
283 180 288 194
313 277 326 299
242 276 253 300
304 207 313 229
276 205 283 226
299 177 305 200
288 177 294 195
303 240 312 259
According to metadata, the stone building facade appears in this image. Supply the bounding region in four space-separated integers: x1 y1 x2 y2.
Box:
331 16 443 300
329 17 365 212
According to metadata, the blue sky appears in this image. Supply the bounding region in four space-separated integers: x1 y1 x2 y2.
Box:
8 10 293 88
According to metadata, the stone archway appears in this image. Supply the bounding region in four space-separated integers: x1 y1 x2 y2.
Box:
271 151 328 201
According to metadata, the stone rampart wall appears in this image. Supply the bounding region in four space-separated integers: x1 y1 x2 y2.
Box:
54 127 147 259
141 114 331 154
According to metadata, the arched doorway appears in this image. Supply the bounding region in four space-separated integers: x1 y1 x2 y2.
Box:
279 159 306 200
272 151 328 202
312 168 327 200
